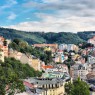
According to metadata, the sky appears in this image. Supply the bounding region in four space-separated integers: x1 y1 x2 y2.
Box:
1 0 95 32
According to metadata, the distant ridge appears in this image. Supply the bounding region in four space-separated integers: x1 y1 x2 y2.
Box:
0 27 95 44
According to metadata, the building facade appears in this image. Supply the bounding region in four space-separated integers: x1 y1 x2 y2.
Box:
9 49 41 71
33 78 65 95
70 63 91 80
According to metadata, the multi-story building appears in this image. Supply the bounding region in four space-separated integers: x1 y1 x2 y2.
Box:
0 36 8 57
32 78 65 95
67 44 79 52
59 44 79 52
53 54 65 63
42 71 70 80
70 63 91 80
59 44 67 51
45 68 58 73
54 64 69 73
88 55 95 64
91 63 95 72
53 50 65 63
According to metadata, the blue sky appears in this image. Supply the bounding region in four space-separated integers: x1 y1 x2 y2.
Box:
1 0 95 32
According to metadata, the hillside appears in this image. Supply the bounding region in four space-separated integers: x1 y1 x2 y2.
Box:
0 27 95 44
77 31 95 41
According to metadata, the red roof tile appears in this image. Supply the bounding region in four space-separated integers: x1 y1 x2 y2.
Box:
23 81 34 88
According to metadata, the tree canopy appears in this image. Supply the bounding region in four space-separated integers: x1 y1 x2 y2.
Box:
65 78 90 95
0 57 42 95
0 27 85 44
9 39 53 64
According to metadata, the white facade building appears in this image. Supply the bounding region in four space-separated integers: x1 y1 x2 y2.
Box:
59 44 79 52
59 44 67 51
88 55 95 64
71 63 91 80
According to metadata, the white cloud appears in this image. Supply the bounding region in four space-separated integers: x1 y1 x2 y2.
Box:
8 13 17 20
5 13 95 32
4 0 95 32
0 0 17 10
42 0 59 3
8 0 18 5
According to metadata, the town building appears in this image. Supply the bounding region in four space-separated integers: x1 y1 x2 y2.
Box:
41 64 53 71
88 55 95 64
91 63 95 72
44 47 51 52
53 54 65 63
70 63 91 80
88 36 95 46
31 78 65 95
0 49 4 62
42 64 70 80
59 44 67 51
9 49 41 71
53 50 66 63
31 56 41 71
67 44 79 52
33 44 58 52
54 64 69 73
57 50 63 55
59 44 79 52
42 71 70 80
0 36 8 57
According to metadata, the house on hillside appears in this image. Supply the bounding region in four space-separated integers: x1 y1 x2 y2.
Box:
0 36 8 57
9 49 41 71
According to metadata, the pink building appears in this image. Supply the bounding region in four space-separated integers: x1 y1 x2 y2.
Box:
88 36 95 46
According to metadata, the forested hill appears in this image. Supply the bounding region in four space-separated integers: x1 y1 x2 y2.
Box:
0 27 95 44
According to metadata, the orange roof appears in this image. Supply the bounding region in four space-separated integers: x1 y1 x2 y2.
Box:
42 65 53 69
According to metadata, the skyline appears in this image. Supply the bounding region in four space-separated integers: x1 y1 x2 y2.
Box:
1 0 95 32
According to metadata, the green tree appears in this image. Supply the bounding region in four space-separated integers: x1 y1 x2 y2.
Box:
9 39 53 65
65 78 90 95
0 57 42 95
63 58 75 72
72 78 90 95
65 82 74 95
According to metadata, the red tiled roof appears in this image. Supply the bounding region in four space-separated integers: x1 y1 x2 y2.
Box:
42 65 53 69
23 81 34 88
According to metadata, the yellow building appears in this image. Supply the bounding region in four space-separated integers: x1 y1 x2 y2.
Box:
45 85 64 95
44 47 51 52
31 57 41 71
35 78 65 95
72 54 80 61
